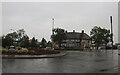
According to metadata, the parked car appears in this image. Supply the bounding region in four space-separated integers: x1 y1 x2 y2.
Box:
8 46 16 51
117 45 120 50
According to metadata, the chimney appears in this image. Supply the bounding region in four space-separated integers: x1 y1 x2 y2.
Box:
66 30 67 33
73 30 75 32
82 30 84 33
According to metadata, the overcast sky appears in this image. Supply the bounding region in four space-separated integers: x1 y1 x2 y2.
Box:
2 2 118 43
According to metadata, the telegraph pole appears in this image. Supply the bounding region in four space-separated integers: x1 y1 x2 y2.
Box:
110 16 113 49
52 18 54 50
52 18 54 35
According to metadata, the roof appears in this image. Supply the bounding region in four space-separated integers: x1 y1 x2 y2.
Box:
66 32 90 40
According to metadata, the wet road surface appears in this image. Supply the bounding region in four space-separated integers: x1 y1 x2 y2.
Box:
2 50 119 73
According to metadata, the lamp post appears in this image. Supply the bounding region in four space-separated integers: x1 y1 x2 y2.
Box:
110 16 113 49
52 18 54 35
52 18 54 50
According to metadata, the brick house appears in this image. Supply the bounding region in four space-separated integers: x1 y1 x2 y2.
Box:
61 30 91 49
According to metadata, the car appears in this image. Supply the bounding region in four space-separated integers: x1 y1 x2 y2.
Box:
117 45 120 50
8 46 16 51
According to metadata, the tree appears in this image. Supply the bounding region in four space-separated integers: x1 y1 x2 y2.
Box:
2 35 14 48
2 32 18 48
102 28 111 48
51 28 66 47
41 38 47 48
9 32 18 40
30 37 38 48
47 41 52 48
1 29 43 49
90 26 111 50
20 35 30 48
17 29 25 41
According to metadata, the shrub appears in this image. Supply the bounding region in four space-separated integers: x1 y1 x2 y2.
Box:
7 50 17 55
16 48 28 55
17 47 22 50
1 47 8 54
29 50 35 55
21 48 28 51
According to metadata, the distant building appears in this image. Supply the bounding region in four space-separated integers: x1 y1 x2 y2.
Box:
61 30 91 49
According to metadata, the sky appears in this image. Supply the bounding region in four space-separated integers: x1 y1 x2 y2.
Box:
2 2 118 43
118 2 120 43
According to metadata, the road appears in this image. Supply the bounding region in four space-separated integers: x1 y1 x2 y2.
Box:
2 50 119 73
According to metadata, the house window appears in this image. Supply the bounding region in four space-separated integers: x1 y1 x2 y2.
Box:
71 39 74 42
61 44 66 46
66 40 69 42
74 39 79 42
62 40 65 42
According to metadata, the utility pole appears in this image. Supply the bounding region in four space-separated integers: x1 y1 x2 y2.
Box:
52 18 54 35
110 16 113 49
52 18 54 50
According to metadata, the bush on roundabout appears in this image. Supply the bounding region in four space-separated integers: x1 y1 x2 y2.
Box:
1 47 60 55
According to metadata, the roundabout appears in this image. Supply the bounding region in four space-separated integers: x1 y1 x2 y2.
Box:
2 51 67 59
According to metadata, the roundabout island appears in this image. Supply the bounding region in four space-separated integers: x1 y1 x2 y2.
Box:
1 47 67 59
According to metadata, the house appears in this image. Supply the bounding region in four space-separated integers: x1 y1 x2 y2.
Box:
61 30 91 49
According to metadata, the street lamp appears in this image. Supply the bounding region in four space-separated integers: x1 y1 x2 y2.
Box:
110 16 113 49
